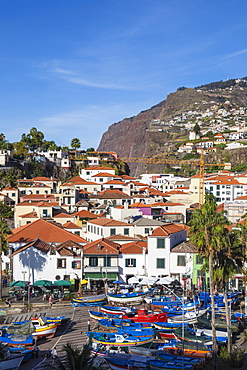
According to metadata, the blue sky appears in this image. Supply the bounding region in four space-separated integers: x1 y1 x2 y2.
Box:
1 0 247 149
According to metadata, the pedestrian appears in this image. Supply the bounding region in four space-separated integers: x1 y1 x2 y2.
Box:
5 299 12 308
58 291 63 303
34 345 39 358
87 319 91 332
51 347 57 358
49 295 53 308
45 350 51 361
42 293 47 301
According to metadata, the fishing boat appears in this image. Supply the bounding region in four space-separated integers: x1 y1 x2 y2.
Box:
71 294 107 307
0 355 24 370
9 346 35 362
87 331 153 348
153 322 190 330
167 309 207 324
0 330 33 347
107 289 154 304
175 341 212 354
88 310 121 321
31 317 59 338
163 346 210 359
148 359 195 369
156 351 203 365
101 306 136 316
123 309 167 323
197 315 239 333
105 328 155 338
174 328 224 344
98 318 153 331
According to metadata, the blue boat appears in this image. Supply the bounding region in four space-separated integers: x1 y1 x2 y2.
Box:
101 305 137 315
98 318 153 331
71 294 107 307
0 331 33 347
156 351 202 365
87 331 153 348
149 359 195 369
89 310 122 320
107 288 154 304
153 322 190 330
9 346 35 362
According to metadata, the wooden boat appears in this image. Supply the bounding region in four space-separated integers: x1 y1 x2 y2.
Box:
175 341 212 354
0 331 33 347
167 309 207 324
123 309 167 323
156 351 203 365
71 294 107 307
197 315 239 333
88 310 121 321
149 359 195 369
163 346 210 359
31 317 58 338
98 318 153 331
158 331 177 340
107 289 154 304
9 346 35 362
174 328 215 345
87 331 153 348
101 306 136 316
153 322 189 330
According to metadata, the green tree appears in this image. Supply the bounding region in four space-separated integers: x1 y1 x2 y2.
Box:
193 122 201 136
0 222 11 299
71 138 81 157
212 230 245 353
47 342 97 370
86 147 95 152
189 194 228 368
13 141 29 159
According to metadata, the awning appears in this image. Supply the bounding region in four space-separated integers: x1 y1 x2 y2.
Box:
84 272 117 280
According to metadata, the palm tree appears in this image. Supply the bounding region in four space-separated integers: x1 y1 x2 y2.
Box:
212 230 245 353
46 342 97 370
189 193 228 368
0 221 11 299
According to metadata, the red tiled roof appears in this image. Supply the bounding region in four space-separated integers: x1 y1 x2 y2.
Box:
19 212 38 218
73 210 97 218
88 217 130 227
151 223 185 237
2 186 17 190
53 212 75 218
84 238 120 254
8 219 86 243
121 240 147 254
62 221 81 229
84 166 115 171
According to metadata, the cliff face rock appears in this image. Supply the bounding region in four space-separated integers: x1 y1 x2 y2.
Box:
98 81 247 176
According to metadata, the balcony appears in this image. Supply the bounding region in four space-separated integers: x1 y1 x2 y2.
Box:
84 266 120 273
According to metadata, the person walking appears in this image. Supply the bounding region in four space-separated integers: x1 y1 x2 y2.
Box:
49 295 53 308
87 319 91 332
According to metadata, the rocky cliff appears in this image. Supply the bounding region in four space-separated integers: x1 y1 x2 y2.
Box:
98 80 247 176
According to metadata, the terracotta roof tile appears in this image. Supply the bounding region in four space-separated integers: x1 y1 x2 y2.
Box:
151 223 186 237
121 240 147 254
8 219 86 244
88 217 131 227
84 238 120 254
73 210 97 218
62 221 81 229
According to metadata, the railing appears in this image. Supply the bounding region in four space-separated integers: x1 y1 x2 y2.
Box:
84 266 120 273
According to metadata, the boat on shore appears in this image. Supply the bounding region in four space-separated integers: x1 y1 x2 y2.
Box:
71 294 107 307
123 308 167 323
107 289 154 304
87 331 153 348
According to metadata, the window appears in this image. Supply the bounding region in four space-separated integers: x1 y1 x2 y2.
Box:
12 193 15 197
157 238 165 248
210 186 213 191
99 178 103 182
145 228 149 234
104 257 111 267
89 257 98 267
110 228 116 236
196 255 203 264
43 209 48 217
216 191 220 196
157 258 165 268
74 231 80 236
124 228 129 236
36 190 39 194
177 255 186 266
125 258 136 267
72 260 81 269
57 259 66 268
86 171 90 175
216 185 220 190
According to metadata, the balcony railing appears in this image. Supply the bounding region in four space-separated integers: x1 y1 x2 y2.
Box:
84 266 120 273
